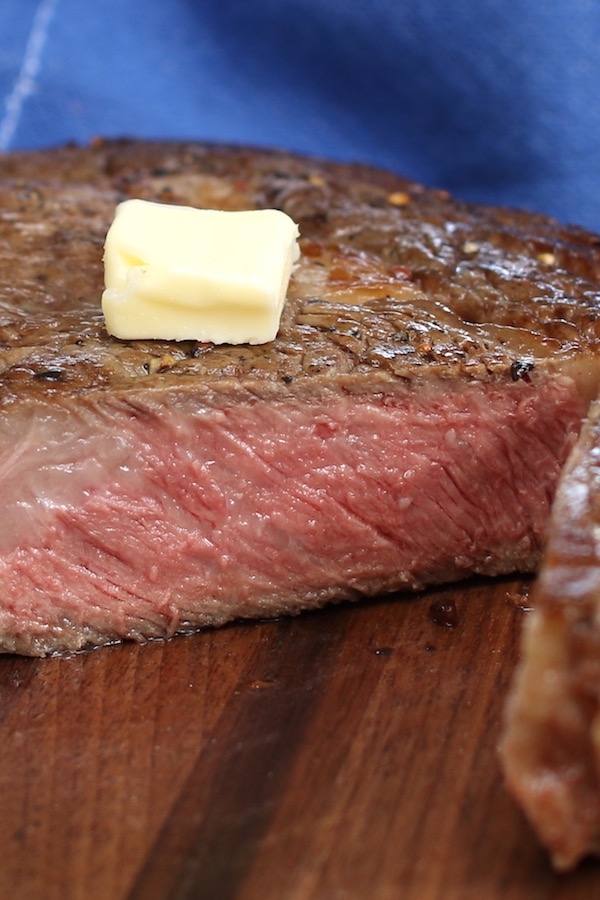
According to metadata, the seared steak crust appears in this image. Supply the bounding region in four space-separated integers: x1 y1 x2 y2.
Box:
501 401 600 871
0 139 598 659
0 139 600 401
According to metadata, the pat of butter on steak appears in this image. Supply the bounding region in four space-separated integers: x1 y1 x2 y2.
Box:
102 199 300 344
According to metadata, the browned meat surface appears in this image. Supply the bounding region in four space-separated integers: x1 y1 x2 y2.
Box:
501 400 600 871
0 139 599 657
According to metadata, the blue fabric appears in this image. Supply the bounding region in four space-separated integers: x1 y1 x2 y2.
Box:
1 0 599 231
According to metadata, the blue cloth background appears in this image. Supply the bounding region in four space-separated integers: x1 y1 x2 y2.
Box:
1 0 599 231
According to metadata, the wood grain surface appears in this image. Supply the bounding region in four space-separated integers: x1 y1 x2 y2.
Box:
1 576 599 900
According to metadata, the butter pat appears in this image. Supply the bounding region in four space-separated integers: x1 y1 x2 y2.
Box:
102 199 300 344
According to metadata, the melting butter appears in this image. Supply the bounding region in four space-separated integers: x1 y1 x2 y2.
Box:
102 199 300 344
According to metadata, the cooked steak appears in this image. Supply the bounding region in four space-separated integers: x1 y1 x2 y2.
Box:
501 400 600 871
0 139 599 656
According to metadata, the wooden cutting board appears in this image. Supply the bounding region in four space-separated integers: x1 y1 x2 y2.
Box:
0 576 599 899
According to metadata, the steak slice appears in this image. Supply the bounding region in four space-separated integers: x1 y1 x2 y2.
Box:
0 139 599 656
501 400 600 870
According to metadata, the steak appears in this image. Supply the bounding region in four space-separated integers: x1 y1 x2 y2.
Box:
501 400 600 870
0 139 599 657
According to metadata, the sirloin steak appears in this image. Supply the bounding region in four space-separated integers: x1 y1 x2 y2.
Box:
0 139 599 657
501 400 600 870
